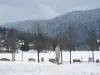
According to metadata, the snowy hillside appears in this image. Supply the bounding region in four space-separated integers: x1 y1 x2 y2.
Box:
1 8 100 42
1 8 100 33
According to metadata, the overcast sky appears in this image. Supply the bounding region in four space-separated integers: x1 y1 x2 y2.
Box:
0 0 100 24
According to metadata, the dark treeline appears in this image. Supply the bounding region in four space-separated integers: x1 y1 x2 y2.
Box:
0 25 99 63
0 26 99 51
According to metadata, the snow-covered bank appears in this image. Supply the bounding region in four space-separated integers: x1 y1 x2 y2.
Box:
0 62 100 75
0 51 100 75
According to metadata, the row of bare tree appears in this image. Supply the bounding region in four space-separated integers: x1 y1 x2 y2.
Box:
30 24 99 64
2 24 99 64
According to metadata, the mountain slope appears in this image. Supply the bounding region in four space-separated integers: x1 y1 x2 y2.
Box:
1 8 100 40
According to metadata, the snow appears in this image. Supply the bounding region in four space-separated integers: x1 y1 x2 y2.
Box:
0 51 100 75
1 51 100 62
0 62 100 75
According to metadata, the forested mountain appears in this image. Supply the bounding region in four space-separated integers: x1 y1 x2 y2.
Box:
1 8 100 47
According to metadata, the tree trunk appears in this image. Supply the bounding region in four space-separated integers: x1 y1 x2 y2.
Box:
12 41 14 61
92 50 94 63
38 50 40 63
12 49 14 61
70 49 71 64
12 52 13 61
14 49 15 61
61 49 63 64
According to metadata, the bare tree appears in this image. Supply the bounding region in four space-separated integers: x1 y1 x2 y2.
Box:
55 24 76 64
6 28 16 61
87 29 97 62
32 23 47 63
64 25 76 64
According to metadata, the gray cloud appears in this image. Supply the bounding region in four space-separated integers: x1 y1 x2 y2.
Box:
0 0 100 24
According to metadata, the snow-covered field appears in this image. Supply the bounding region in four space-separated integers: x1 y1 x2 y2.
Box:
0 51 100 75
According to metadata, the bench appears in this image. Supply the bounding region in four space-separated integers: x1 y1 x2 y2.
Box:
73 59 81 63
28 58 36 62
49 59 55 63
0 58 10 61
